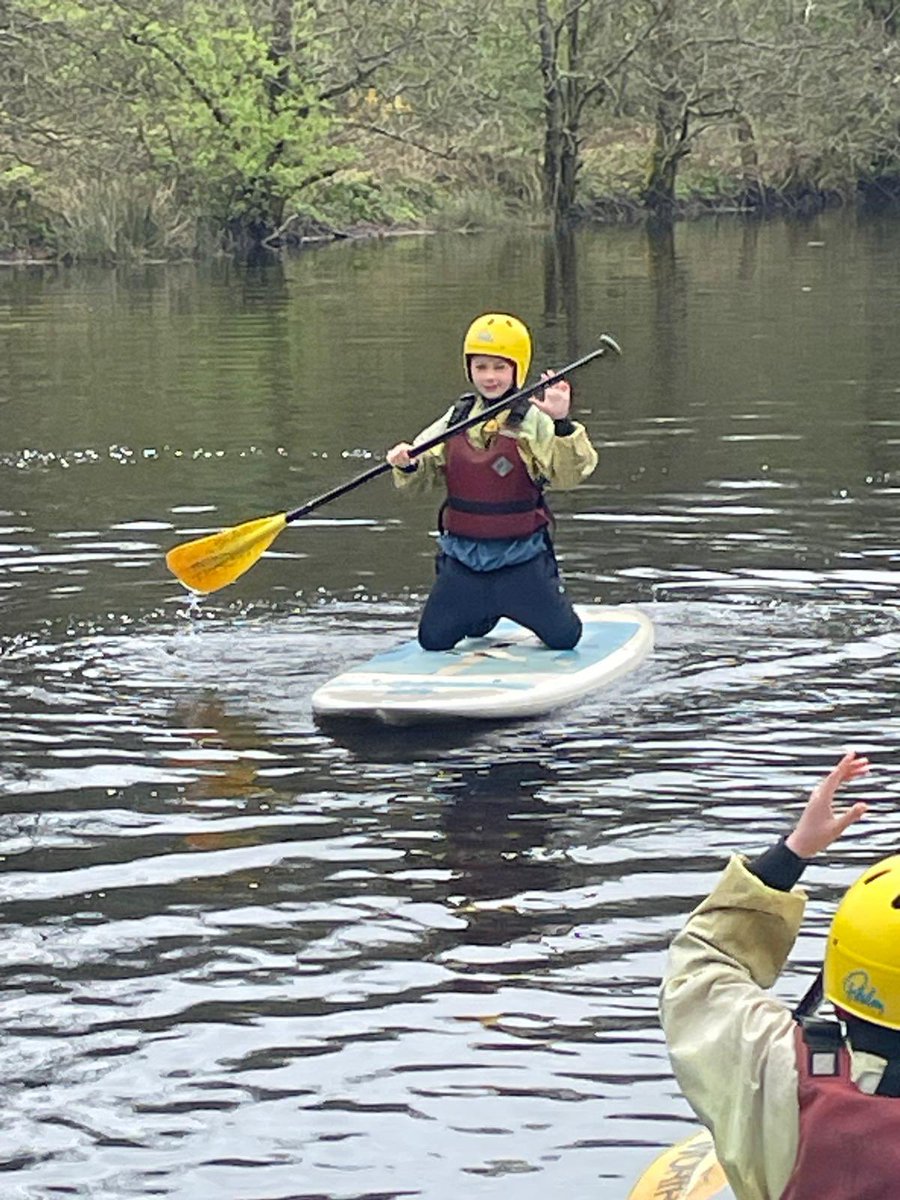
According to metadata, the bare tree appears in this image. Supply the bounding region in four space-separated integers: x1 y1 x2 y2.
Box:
534 0 662 225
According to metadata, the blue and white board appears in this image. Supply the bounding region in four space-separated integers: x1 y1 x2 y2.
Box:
311 604 653 725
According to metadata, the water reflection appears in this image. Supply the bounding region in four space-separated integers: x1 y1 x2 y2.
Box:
542 229 580 359
436 758 562 941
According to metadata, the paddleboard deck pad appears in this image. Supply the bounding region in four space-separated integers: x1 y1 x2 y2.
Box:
312 604 652 725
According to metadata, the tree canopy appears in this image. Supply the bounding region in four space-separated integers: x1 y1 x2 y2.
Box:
1 0 897 259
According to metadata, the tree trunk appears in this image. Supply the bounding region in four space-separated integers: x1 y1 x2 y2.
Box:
642 0 686 222
536 0 581 228
536 0 563 217
644 87 687 220
557 9 580 226
735 113 763 207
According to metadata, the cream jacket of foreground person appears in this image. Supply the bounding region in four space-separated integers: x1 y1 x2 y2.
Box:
659 750 900 1200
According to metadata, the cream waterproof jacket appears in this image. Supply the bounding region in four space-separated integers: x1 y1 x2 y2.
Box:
391 399 598 494
660 856 891 1200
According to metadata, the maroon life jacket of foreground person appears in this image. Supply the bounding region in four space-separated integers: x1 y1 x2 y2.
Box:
440 420 550 540
780 1023 900 1200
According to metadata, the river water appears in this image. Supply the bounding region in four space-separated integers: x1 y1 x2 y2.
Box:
2 211 900 1198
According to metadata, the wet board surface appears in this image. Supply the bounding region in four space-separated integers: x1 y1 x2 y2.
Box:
627 1128 734 1200
311 604 653 726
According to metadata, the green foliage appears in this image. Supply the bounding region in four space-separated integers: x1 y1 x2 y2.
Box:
8 0 346 253
428 186 517 232
1 0 898 257
47 176 199 262
306 171 435 228
0 163 51 250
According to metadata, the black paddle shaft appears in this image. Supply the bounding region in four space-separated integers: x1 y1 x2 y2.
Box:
284 335 621 525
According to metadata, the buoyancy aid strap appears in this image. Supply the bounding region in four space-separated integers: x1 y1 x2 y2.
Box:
793 971 824 1021
504 394 532 428
447 393 477 427
448 391 530 433
447 497 539 515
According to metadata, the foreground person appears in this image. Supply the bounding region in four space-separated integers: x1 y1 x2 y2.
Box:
386 311 598 651
660 749 900 1200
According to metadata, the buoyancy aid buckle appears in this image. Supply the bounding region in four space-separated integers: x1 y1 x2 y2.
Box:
797 1017 843 1077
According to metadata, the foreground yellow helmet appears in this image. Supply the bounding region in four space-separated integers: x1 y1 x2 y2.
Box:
463 313 532 389
823 854 900 1029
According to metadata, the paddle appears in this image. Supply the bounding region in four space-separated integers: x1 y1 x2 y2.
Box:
165 333 622 594
627 1128 732 1200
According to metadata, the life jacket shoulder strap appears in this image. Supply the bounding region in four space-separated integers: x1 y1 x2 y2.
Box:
504 395 532 428
447 392 477 426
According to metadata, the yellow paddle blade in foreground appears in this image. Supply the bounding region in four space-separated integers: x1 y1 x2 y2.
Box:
627 1128 730 1200
165 512 287 594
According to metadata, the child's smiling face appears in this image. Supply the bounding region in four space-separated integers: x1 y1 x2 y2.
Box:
469 354 516 399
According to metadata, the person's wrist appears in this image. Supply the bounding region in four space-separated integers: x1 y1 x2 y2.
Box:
785 829 815 859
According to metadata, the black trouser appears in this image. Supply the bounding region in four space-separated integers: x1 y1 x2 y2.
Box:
417 548 582 652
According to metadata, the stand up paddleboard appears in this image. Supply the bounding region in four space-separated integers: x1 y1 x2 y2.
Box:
311 604 652 726
627 1128 733 1200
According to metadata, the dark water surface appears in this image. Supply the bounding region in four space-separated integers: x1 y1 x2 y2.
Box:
2 213 900 1198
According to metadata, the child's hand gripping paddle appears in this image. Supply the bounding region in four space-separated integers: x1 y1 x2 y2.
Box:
165 335 622 594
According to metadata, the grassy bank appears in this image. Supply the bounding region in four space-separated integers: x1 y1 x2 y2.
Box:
2 120 898 265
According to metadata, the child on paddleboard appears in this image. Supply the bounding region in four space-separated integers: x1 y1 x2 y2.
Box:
386 312 598 651
660 750 900 1200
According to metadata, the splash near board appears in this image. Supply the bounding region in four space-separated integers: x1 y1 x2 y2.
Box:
311 604 652 725
627 1128 733 1200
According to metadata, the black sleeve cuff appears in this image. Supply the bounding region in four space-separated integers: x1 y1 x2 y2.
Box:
399 462 419 474
553 417 576 436
747 836 808 892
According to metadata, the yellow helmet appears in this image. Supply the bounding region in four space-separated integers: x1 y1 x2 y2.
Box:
823 854 900 1029
463 313 532 389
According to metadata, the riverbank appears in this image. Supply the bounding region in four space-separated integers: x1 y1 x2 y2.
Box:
2 137 898 265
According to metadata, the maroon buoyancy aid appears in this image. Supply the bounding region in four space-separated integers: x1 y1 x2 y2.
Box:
780 1023 900 1200
441 426 550 540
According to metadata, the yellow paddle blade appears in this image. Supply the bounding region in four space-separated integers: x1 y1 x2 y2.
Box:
165 512 288 594
627 1128 729 1200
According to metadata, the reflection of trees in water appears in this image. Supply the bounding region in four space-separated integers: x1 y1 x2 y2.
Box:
644 222 690 488
645 220 688 384
542 228 579 364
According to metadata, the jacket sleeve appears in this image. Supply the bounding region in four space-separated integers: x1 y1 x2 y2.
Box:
390 410 451 493
659 855 806 1200
516 408 598 489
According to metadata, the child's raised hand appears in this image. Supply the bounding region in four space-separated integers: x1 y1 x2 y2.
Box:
785 751 870 859
532 371 571 420
387 441 413 469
